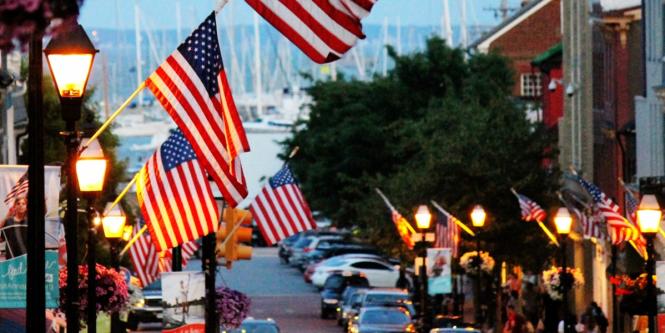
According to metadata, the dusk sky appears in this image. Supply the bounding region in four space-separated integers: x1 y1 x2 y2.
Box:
78 0 526 31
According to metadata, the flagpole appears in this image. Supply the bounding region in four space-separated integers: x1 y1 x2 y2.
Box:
82 82 145 150
374 188 416 234
535 220 560 246
618 178 665 239
430 200 475 237
214 0 230 14
119 225 147 256
106 172 140 214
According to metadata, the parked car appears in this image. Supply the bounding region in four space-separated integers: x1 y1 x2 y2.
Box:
290 235 344 268
220 318 280 333
430 328 480 333
311 255 406 288
302 244 381 269
347 306 416 333
337 287 368 328
278 234 301 264
320 272 370 319
345 288 415 331
127 279 163 330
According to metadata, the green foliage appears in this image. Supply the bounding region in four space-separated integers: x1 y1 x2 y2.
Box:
283 37 559 270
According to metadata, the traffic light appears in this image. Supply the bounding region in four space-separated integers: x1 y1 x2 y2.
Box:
216 207 253 269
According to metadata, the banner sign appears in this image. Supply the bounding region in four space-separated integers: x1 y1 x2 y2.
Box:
427 248 452 295
162 271 205 333
657 261 665 312
0 166 63 332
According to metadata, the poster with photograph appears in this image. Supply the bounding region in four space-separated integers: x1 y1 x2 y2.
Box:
162 271 206 333
427 248 452 295
0 165 63 332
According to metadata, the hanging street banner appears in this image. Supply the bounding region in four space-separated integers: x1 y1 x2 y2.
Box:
162 271 206 333
427 248 452 295
0 166 62 333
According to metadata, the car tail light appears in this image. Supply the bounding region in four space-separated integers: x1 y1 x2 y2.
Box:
405 323 416 332
303 247 312 253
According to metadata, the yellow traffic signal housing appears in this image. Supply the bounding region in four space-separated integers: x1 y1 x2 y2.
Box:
216 208 253 269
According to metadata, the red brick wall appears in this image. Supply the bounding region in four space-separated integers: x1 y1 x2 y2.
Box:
488 0 562 97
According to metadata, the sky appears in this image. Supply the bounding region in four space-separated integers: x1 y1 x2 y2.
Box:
78 0 527 31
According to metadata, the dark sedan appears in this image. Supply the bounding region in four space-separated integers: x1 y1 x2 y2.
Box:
348 307 416 333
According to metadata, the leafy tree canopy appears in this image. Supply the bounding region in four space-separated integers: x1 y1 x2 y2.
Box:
283 37 559 270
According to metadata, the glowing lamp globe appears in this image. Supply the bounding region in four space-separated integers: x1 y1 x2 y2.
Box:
637 194 662 235
470 205 486 228
554 207 573 235
44 24 97 100
102 203 126 239
414 205 432 230
76 138 107 194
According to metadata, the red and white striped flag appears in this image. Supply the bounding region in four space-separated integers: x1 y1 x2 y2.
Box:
145 12 249 207
137 129 219 252
129 228 160 287
250 165 316 246
434 210 459 258
511 190 547 222
246 0 377 64
577 176 640 244
4 172 28 205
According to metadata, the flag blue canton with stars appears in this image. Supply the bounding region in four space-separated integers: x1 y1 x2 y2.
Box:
578 177 603 203
177 12 222 97
270 166 297 188
160 129 197 171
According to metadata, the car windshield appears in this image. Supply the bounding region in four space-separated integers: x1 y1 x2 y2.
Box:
360 309 410 325
293 237 313 249
347 292 364 305
223 323 279 333
365 294 409 305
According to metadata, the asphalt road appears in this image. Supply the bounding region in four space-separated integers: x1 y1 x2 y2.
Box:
133 247 339 333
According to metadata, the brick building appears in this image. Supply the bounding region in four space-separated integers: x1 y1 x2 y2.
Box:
470 0 562 114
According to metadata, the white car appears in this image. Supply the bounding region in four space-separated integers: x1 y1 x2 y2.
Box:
311 255 402 288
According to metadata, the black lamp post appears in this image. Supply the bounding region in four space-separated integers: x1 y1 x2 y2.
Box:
414 205 432 333
636 194 662 333
102 203 127 333
469 205 486 326
44 24 98 333
77 137 107 333
554 207 573 333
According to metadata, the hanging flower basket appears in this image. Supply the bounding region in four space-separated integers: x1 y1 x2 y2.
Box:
459 251 495 276
542 266 584 300
59 264 129 323
610 274 660 315
216 287 251 329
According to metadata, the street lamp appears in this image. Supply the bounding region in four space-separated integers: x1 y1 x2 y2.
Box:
469 205 486 326
44 23 97 333
554 207 573 333
77 138 106 333
102 203 126 333
414 205 432 333
637 194 662 333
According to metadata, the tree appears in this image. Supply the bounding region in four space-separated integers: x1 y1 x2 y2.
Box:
283 37 558 270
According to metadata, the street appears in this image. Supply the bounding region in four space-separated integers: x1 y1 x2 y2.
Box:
134 247 339 333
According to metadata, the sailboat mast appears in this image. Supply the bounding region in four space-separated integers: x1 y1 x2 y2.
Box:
442 0 453 47
460 0 468 48
134 0 144 107
253 13 263 116
396 17 402 55
176 0 182 43
382 17 388 76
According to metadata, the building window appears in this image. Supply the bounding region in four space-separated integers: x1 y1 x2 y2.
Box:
520 73 542 97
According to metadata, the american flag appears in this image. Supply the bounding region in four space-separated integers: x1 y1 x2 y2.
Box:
391 210 415 250
570 206 605 240
624 189 647 256
137 129 219 252
4 172 28 205
434 211 459 257
145 12 249 207
577 176 640 244
130 226 200 287
512 191 547 222
250 165 316 246
246 0 377 64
